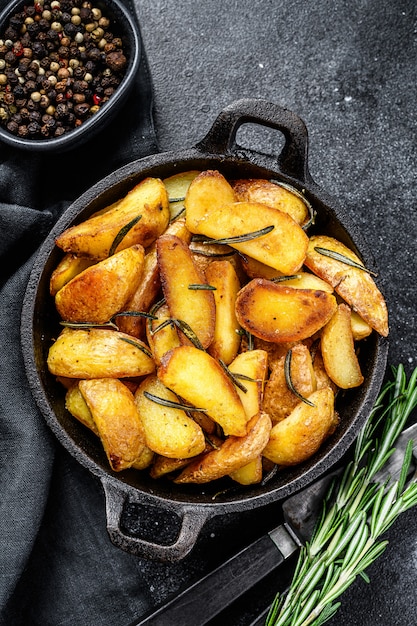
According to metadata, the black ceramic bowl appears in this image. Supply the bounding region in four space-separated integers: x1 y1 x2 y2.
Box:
21 99 388 561
0 0 141 152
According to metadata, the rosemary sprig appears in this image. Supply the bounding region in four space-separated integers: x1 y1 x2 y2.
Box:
108 214 142 256
143 391 206 412
188 283 217 291
201 224 274 246
314 246 377 277
284 349 316 407
266 364 417 626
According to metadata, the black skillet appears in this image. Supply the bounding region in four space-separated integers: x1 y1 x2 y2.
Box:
21 98 388 562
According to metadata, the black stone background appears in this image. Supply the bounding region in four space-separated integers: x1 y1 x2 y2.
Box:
132 1 417 624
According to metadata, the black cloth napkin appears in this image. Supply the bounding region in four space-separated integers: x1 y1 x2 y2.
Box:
0 4 160 623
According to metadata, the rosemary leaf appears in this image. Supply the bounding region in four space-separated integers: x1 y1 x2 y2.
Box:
109 214 142 256
284 349 316 407
271 274 302 283
218 359 248 393
188 283 217 291
201 224 274 246
60 320 118 330
118 336 152 358
143 390 206 412
314 246 377 277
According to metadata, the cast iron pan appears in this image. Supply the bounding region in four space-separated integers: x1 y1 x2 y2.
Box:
21 98 388 562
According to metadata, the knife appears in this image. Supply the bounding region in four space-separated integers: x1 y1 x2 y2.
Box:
133 422 417 626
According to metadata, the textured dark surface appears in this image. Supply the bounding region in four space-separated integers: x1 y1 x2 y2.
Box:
132 0 417 624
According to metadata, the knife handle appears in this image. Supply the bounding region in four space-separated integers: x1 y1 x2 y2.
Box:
134 525 299 626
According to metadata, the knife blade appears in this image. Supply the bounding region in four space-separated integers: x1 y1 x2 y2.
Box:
133 421 417 626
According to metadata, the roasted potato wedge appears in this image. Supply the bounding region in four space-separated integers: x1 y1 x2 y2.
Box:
79 378 146 471
47 328 155 379
157 234 215 349
163 170 201 220
147 314 181 367
232 178 309 225
235 278 337 343
131 446 155 470
263 343 317 422
229 456 263 485
281 272 334 293
305 235 388 337
263 387 338 466
134 375 206 459
55 177 170 260
55 244 145 324
50 254 95 296
228 349 268 421
158 345 248 436
184 169 236 232
117 219 192 339
65 383 98 434
206 260 241 364
351 311 373 341
189 201 308 274
321 303 364 389
174 412 272 483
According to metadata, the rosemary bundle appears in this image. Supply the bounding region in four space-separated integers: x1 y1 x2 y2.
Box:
266 364 417 626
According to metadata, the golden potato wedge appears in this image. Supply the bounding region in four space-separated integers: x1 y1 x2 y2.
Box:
65 383 99 434
134 375 206 459
206 260 241 364
131 446 155 470
263 387 338 466
50 254 96 296
47 328 155 379
351 311 373 341
281 272 334 293
55 245 145 324
321 303 364 389
174 412 272 483
157 234 215 349
235 278 337 343
79 378 146 471
228 349 268 421
55 177 170 260
263 343 317 423
149 434 224 478
229 456 263 485
312 347 337 393
118 219 192 339
232 178 309 225
190 201 308 274
148 316 181 367
158 345 248 437
184 169 236 232
305 235 388 337
163 170 200 220
240 254 285 280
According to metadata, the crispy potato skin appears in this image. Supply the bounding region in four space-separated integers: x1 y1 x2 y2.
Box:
321 303 364 389
232 178 309 225
263 343 317 423
263 387 338 466
79 378 146 471
174 412 272 483
185 169 236 232
235 279 337 343
55 177 170 260
55 244 145 324
206 260 241 364
47 328 156 379
50 254 95 296
158 345 248 437
157 234 216 349
305 235 388 337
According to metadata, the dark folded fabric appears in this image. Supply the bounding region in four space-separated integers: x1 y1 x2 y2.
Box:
0 6 160 623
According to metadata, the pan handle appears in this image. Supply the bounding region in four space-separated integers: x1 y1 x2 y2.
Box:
195 98 312 183
101 478 210 562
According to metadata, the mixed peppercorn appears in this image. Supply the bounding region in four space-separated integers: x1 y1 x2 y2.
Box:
0 0 128 139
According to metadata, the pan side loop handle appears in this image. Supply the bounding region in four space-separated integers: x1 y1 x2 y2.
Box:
101 478 210 562
195 98 311 183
